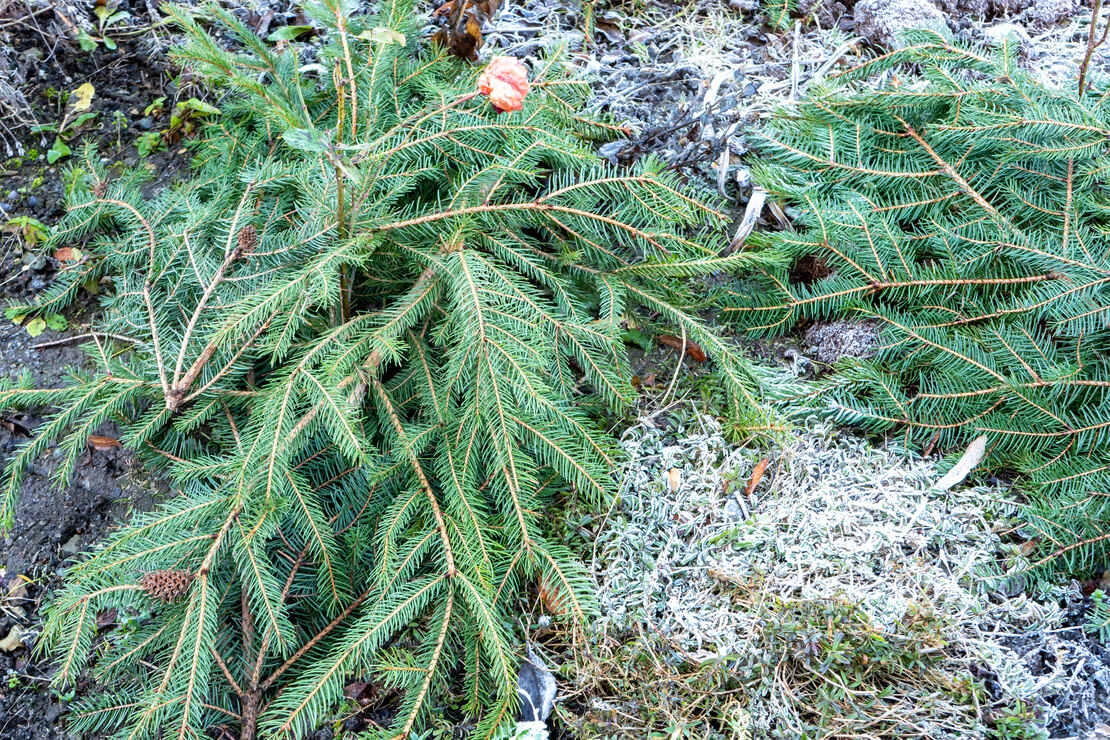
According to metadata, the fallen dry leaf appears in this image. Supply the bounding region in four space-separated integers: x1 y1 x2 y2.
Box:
88 434 122 451
97 607 118 629
52 247 82 262
933 435 988 491
5 575 29 601
657 334 707 362
745 458 770 496
0 626 23 653
432 0 501 60
0 416 31 438
666 467 682 492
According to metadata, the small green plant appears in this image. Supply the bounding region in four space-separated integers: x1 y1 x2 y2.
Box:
753 597 976 736
166 97 221 139
2 0 762 736
3 216 50 247
77 4 132 52
111 109 128 150
33 83 99 165
988 700 1047 740
46 137 71 164
733 31 1110 577
4 308 67 337
143 96 167 118
134 130 166 156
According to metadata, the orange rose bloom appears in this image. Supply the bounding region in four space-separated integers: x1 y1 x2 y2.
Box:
477 56 530 113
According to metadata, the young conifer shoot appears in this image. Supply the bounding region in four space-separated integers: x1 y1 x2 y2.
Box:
0 0 763 736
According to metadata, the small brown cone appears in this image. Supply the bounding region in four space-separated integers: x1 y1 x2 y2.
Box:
139 569 195 602
537 575 567 617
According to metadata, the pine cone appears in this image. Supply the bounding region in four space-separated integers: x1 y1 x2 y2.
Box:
139 569 195 602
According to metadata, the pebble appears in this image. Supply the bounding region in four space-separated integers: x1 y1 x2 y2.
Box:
135 117 154 131
60 534 81 556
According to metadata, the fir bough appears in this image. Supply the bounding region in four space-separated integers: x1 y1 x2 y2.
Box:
0 1 764 736
731 31 1110 576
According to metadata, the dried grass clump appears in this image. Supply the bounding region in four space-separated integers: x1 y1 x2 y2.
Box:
559 409 1086 738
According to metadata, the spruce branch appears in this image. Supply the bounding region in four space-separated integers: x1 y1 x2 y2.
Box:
1 0 763 735
736 29 1110 577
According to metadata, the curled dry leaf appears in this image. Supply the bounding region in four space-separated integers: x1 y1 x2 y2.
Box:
667 467 682 492
52 247 83 262
0 626 23 653
932 435 988 491
657 334 707 362
744 458 770 496
87 434 122 451
432 0 501 61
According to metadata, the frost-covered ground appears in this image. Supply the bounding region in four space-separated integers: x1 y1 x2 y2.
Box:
560 409 1110 737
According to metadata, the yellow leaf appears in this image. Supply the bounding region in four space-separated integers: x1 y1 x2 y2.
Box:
69 82 95 114
0 626 23 652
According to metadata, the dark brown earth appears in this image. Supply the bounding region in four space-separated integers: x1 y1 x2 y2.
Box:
0 5 182 735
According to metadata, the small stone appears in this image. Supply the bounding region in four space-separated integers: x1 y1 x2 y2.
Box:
135 117 154 131
1022 0 1078 28
61 534 82 555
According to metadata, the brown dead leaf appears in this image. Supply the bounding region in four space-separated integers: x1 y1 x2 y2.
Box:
666 467 682 492
343 680 375 706
433 0 501 60
745 458 770 497
5 576 29 601
53 247 81 262
88 434 122 451
657 334 707 362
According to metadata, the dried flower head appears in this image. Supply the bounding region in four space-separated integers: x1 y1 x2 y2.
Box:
476 56 529 113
